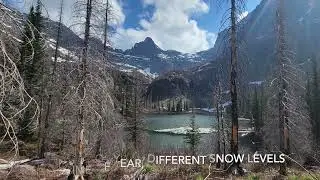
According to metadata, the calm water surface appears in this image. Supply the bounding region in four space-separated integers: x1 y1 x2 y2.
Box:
144 114 215 149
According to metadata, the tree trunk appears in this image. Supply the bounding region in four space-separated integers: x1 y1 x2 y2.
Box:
74 0 92 179
39 0 64 159
216 82 221 168
95 117 102 158
229 0 241 173
103 0 108 61
277 0 290 175
95 0 108 159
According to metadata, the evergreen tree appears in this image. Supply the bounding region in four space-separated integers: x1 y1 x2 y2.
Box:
184 114 201 155
308 58 320 147
252 86 263 131
176 98 182 112
123 73 144 153
185 101 189 112
171 100 175 112
18 2 44 141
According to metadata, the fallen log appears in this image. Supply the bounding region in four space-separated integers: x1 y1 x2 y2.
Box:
0 159 31 170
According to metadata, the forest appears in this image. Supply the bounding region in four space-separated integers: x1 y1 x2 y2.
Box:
0 0 320 179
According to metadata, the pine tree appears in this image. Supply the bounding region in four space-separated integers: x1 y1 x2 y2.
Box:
124 73 144 153
176 98 182 112
309 58 320 147
252 86 263 132
185 101 189 112
171 100 175 112
18 1 44 141
184 113 201 156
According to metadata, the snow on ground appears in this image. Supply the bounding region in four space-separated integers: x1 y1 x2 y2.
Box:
48 38 56 43
200 108 215 113
51 56 73 63
222 101 232 107
141 68 159 78
119 68 132 73
48 43 77 59
115 62 137 69
153 127 254 135
153 127 215 135
238 117 251 121
249 81 264 85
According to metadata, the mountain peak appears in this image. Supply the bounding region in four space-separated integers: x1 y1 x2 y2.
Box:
144 37 154 43
140 37 157 48
126 37 163 57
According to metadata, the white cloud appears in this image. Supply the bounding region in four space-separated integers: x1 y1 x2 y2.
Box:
107 0 125 27
111 0 216 53
22 0 124 27
19 0 216 53
238 11 249 21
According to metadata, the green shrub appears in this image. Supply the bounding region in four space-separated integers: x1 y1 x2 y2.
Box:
142 164 154 174
195 174 204 180
247 174 259 180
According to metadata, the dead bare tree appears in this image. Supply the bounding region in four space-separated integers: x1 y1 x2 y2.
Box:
276 0 289 174
95 0 113 158
263 0 312 176
102 0 109 61
68 0 121 178
70 0 94 178
229 0 246 174
0 3 38 158
213 0 247 174
39 0 64 159
214 80 222 168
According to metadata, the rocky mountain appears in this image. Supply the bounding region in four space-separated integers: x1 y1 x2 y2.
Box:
109 37 214 75
1 2 217 81
124 37 162 57
147 0 320 107
44 15 214 76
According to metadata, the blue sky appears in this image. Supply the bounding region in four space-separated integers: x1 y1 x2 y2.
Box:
1 0 24 10
122 0 261 35
3 0 262 53
112 0 262 53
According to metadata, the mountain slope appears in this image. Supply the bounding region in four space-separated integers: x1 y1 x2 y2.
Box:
109 37 214 75
147 0 320 106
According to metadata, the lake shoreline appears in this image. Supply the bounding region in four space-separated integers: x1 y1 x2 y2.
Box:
144 109 214 116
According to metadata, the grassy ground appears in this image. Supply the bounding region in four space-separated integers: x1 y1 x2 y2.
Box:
89 163 320 180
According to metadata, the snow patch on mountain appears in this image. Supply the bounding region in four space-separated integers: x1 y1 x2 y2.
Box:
157 53 169 59
115 62 158 79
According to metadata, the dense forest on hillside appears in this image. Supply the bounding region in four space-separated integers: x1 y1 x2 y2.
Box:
0 0 320 179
